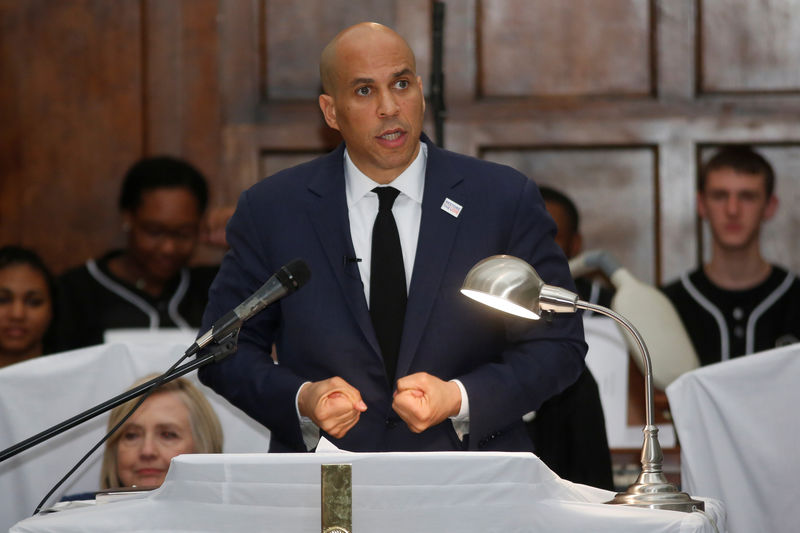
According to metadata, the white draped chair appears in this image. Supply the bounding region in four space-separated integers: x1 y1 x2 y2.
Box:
0 341 270 531
667 344 800 533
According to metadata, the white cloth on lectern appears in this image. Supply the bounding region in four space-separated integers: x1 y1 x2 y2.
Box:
10 452 726 533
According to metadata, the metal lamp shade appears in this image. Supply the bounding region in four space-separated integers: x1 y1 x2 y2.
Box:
460 255 543 320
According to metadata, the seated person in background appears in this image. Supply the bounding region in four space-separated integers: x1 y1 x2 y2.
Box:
0 245 56 367
663 145 800 365
54 157 219 351
539 186 614 310
525 186 614 490
100 375 223 490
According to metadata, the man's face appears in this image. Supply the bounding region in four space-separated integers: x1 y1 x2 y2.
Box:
698 167 777 251
318 31 425 184
544 200 581 259
123 187 202 283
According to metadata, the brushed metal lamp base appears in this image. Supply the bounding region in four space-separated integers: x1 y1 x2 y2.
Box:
606 425 705 512
607 474 705 512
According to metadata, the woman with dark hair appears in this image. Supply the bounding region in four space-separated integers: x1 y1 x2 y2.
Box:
54 156 218 351
0 245 56 367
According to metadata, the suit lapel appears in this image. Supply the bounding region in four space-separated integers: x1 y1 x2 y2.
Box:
306 147 381 357
397 139 465 378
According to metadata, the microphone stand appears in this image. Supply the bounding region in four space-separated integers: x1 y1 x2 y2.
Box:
0 336 238 464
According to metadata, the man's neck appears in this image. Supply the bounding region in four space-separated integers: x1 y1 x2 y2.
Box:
704 244 771 290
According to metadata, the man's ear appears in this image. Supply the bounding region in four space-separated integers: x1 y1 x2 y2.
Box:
764 194 779 221
121 211 133 233
569 232 583 259
318 94 340 131
417 75 425 114
696 191 707 220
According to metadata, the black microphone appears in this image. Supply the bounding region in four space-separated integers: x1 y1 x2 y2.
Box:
192 258 311 353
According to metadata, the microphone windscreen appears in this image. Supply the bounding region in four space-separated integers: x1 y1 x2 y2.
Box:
283 258 311 290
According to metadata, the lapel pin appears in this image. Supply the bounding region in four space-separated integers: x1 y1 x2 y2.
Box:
441 198 462 218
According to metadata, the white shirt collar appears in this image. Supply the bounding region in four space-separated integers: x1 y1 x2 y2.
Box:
345 142 427 208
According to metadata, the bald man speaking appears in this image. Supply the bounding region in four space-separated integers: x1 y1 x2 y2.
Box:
199 22 586 453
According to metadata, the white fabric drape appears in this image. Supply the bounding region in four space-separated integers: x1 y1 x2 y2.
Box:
0 342 270 531
11 452 725 532
667 344 800 533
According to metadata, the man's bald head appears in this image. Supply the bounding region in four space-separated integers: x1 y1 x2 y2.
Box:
320 22 417 95
317 22 425 183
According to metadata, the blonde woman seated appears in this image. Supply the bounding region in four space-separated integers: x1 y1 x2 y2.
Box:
100 374 223 490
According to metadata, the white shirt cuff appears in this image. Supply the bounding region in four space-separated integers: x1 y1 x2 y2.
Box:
449 379 469 440
296 381 321 451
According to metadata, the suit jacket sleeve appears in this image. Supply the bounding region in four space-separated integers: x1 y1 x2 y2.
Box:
451 176 587 450
197 187 308 450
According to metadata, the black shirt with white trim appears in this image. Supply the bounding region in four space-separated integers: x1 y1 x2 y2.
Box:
53 250 217 352
662 265 800 366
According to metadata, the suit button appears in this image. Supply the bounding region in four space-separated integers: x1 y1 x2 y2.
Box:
385 417 397 429
478 439 488 448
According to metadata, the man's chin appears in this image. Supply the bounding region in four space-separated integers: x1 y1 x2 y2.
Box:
717 236 758 251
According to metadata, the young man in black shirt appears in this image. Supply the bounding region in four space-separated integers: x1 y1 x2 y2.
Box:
663 146 800 365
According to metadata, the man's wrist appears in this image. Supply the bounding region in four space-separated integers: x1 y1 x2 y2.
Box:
296 381 312 420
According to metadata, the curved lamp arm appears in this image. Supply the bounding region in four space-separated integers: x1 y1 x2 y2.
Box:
568 249 700 389
577 300 654 428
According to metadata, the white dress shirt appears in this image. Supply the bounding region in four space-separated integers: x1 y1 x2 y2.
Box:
345 145 425 299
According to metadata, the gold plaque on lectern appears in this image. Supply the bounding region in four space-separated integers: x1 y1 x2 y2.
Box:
321 463 352 533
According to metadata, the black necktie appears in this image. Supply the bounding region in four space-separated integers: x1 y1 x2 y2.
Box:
369 186 407 384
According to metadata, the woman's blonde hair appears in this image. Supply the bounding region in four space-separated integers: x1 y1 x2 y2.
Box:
99 374 223 489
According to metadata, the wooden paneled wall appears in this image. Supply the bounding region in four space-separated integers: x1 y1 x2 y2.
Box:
3 0 800 284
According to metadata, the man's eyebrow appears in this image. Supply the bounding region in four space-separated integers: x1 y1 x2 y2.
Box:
348 69 414 88
350 77 375 87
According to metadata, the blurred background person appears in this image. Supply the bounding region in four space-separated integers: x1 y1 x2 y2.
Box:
539 186 614 310
663 146 800 366
0 245 56 368
53 156 218 351
100 375 223 490
524 186 614 490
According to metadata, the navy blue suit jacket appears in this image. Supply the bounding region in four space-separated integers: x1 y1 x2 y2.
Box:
198 135 586 452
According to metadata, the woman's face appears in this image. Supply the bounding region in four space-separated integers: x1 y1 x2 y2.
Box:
123 187 202 283
0 264 52 359
115 391 196 488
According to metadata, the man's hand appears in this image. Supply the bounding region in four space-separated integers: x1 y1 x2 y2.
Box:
297 377 367 439
392 372 462 433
